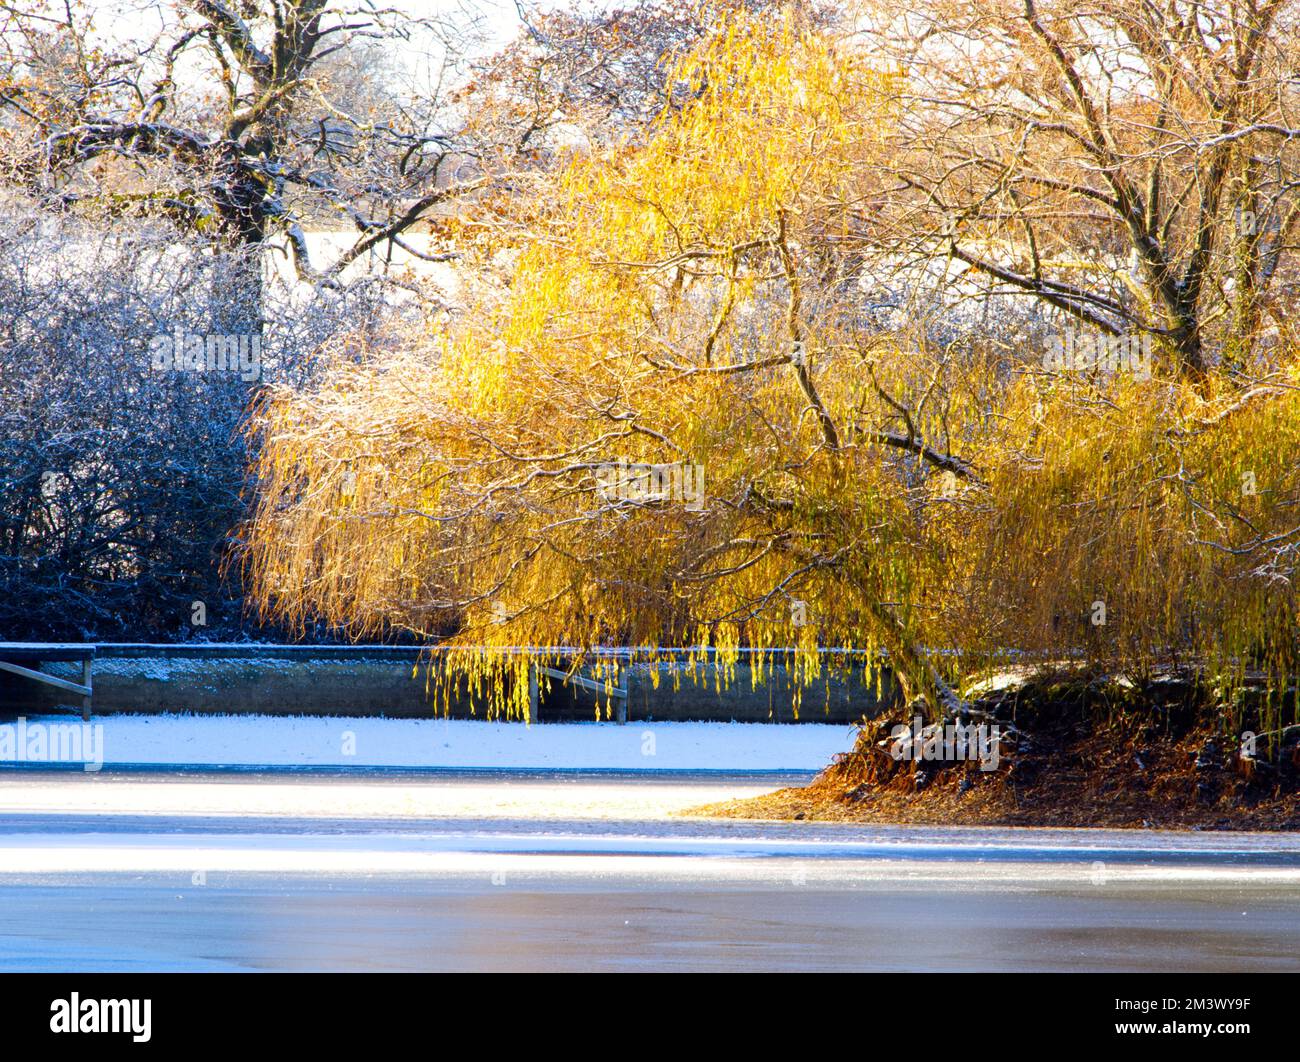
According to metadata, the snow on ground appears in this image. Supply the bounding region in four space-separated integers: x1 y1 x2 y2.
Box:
5 714 855 772
0 776 782 821
6 838 1300 884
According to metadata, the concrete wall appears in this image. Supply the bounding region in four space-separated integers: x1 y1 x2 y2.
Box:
0 645 897 723
622 662 895 723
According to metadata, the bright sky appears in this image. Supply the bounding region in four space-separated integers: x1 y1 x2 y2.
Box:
76 0 623 102
101 0 521 42
95 1 611 61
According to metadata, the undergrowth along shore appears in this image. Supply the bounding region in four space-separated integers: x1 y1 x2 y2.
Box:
696 669 1300 829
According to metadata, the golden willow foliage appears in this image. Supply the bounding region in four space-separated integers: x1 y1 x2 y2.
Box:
242 11 1300 728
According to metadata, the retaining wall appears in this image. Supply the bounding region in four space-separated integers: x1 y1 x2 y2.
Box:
0 645 898 723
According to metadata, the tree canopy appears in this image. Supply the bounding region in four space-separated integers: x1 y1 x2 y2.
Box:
241 2 1300 729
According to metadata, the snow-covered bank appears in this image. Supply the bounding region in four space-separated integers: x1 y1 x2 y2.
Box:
8 714 855 772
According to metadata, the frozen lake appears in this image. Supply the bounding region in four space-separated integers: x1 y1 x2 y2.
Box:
1 769 1298 971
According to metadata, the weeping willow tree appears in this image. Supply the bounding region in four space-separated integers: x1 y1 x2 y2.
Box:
240 6 1300 731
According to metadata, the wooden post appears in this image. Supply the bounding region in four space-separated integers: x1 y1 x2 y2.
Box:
528 664 540 723
81 657 92 722
616 667 628 724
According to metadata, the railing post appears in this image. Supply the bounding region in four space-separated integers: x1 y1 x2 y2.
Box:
81 657 92 722
527 663 539 723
